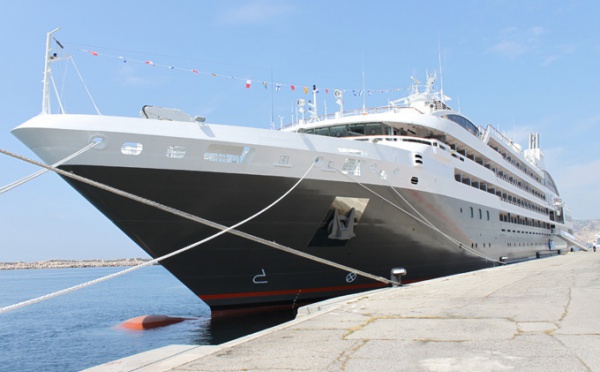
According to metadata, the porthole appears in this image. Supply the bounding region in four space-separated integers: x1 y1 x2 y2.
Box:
410 176 419 185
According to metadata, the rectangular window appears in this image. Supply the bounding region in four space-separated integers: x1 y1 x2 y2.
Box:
348 123 366 136
365 123 383 135
121 142 143 156
315 127 330 136
329 125 348 138
204 145 253 164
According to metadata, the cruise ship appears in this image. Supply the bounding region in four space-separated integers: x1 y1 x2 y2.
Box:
11 30 574 314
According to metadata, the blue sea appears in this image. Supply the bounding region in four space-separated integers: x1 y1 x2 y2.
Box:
0 266 295 371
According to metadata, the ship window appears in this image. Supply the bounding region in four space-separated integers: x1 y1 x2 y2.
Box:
410 176 419 185
479 209 482 219
445 114 479 136
314 127 330 136
121 142 143 156
470 207 474 218
366 123 384 135
166 145 186 159
486 210 490 220
347 123 366 136
330 125 347 138
204 145 253 164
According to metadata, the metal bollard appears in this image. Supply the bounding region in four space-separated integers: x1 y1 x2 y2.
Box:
390 267 407 287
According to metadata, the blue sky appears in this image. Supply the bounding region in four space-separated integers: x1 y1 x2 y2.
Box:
1 0 598 261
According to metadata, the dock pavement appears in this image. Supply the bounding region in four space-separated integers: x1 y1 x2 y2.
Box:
87 251 600 371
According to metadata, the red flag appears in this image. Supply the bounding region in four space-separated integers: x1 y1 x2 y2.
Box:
290 85 295 91
246 80 252 88
89 51 98 56
192 69 198 74
145 60 155 66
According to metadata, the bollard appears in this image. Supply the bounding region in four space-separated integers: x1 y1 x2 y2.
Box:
390 267 407 287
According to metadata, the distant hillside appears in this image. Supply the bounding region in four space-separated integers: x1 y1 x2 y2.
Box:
573 220 600 244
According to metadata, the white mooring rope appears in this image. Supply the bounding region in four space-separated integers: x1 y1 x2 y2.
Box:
0 150 398 314
335 168 501 263
0 142 98 195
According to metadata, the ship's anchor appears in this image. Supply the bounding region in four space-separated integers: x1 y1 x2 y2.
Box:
328 208 356 240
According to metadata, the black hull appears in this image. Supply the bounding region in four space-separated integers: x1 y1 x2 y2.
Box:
60 165 542 311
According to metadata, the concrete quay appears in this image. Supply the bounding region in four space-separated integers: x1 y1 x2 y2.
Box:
88 252 600 371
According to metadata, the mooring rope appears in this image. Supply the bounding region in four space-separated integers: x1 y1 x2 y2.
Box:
335 168 501 263
385 183 501 263
0 150 397 314
0 158 314 314
0 142 98 195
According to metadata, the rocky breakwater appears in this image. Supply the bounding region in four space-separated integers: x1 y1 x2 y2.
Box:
0 258 153 270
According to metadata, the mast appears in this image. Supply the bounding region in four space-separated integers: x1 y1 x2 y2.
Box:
42 28 60 115
361 52 366 113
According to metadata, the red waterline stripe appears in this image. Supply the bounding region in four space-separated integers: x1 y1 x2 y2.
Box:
198 282 385 301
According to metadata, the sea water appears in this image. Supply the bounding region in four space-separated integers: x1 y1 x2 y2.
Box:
0 266 295 371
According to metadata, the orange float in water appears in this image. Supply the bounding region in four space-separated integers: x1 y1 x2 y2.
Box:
119 315 188 330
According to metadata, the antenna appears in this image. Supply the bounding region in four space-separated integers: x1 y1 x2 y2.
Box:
270 67 275 129
438 35 445 104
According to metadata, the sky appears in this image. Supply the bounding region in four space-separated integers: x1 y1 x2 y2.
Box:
0 0 599 262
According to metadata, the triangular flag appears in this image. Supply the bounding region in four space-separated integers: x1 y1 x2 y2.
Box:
246 80 252 88
291 85 295 91
89 51 98 56
275 83 281 91
145 60 155 66
192 69 198 74
263 81 268 89
303 86 308 94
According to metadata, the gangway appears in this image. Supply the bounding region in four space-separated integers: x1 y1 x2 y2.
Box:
555 231 589 252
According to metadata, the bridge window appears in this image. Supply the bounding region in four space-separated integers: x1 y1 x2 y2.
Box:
445 114 479 136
